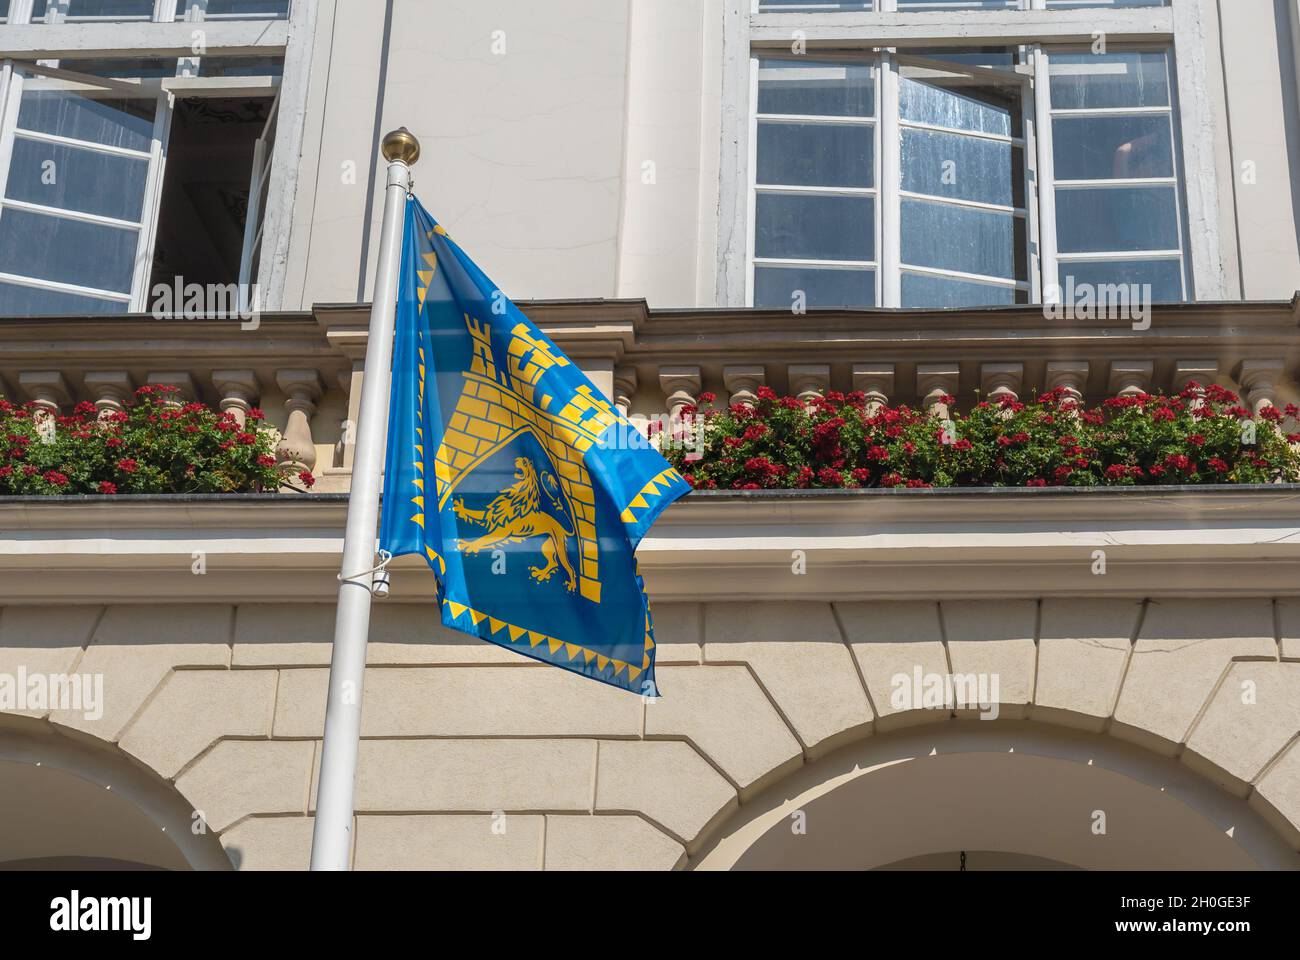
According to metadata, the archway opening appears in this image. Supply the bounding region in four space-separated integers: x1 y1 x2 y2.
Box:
694 721 1300 871
0 718 231 871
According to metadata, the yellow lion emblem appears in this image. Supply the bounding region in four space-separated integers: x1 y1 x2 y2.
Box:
452 456 577 592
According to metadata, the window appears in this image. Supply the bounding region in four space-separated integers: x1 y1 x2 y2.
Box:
753 57 878 307
0 0 293 316
742 0 1195 309
0 80 166 314
1048 49 1186 301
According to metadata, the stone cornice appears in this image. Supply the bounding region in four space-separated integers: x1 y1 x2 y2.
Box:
4 298 1296 405
2 487 1298 603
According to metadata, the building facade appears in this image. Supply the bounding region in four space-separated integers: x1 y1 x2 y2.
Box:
1 0 1300 870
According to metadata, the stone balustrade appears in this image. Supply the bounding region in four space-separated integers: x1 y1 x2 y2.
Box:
0 300 1297 494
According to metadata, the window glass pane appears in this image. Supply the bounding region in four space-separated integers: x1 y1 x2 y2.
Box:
197 56 285 77
1049 51 1170 110
1058 259 1183 303
901 272 1019 309
5 138 149 222
0 1 10 20
199 0 291 16
0 209 139 293
902 128 1021 206
757 122 874 188
755 266 876 308
757 59 875 118
0 282 128 316
17 93 155 152
900 76 1013 137
57 58 179 78
1055 185 1179 253
910 48 1019 69
901 198 1020 280
1051 114 1173 180
32 0 154 17
755 193 875 261
897 1 1020 9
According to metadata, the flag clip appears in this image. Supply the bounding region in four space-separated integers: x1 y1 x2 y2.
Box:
338 549 394 598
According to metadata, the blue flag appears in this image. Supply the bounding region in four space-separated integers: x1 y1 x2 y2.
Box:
379 197 690 695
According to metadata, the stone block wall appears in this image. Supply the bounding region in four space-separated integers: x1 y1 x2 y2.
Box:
2 597 1298 869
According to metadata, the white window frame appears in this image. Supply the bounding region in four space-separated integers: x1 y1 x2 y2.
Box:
722 0 1223 306
0 61 173 312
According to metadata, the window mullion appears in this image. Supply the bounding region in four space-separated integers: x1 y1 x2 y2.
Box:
1032 43 1060 305
880 49 901 307
130 91 173 312
9 0 35 25
0 63 24 241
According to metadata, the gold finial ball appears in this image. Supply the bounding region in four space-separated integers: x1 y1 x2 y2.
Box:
382 127 421 166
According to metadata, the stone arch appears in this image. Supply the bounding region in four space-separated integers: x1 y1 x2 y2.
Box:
0 715 231 870
686 719 1300 870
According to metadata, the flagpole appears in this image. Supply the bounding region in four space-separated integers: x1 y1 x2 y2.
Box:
310 128 420 871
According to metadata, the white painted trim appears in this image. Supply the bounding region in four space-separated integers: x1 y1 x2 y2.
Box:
11 127 152 159
129 89 171 312
1 198 143 229
880 50 900 306
755 256 878 268
1170 0 1223 299
1033 44 1059 304
0 19 289 58
898 190 1025 215
756 184 877 196
750 7 1175 45
717 1 753 307
0 270 132 301
255 0 316 311
899 263 1025 287
1056 249 1183 262
745 53 759 307
898 117 1024 144
0 62 21 246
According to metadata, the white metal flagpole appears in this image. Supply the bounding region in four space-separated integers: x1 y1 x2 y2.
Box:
310 128 421 871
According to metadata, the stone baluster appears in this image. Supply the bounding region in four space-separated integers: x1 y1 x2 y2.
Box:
723 365 765 408
1108 360 1153 399
275 370 323 473
212 370 260 429
788 364 830 407
852 364 894 416
981 362 1023 406
1239 359 1284 416
1172 360 1217 412
658 366 701 421
146 372 196 410
613 366 638 418
19 372 70 425
84 372 133 418
917 364 960 419
1044 361 1089 408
